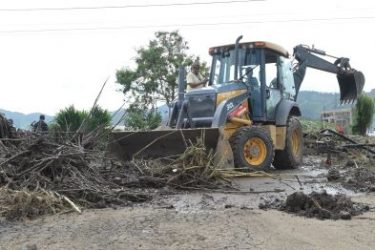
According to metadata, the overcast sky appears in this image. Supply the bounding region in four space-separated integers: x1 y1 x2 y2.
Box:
0 0 374 115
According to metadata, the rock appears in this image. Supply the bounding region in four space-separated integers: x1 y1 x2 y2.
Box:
258 203 266 210
318 209 332 219
113 176 122 184
339 211 352 220
285 192 308 212
345 160 355 167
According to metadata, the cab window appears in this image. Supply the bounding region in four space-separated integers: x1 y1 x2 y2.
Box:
278 57 296 99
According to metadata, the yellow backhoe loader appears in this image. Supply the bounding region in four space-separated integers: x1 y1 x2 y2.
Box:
109 36 365 170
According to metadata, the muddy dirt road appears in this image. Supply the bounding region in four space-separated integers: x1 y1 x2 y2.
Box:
1 195 375 250
1 157 375 250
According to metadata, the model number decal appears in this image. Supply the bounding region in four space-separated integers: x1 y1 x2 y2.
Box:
226 102 234 111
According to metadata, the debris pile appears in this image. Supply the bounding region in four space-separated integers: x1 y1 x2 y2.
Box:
0 129 230 220
301 120 335 155
317 129 375 161
0 188 69 221
0 113 16 139
107 139 230 190
260 191 368 220
308 128 375 192
0 133 150 219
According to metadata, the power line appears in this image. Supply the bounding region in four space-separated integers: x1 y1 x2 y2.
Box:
1 15 374 34
0 0 264 12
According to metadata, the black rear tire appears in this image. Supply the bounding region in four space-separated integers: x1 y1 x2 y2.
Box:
229 126 274 171
273 117 303 169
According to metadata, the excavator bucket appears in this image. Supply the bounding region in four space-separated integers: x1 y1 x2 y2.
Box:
108 128 220 161
337 70 365 103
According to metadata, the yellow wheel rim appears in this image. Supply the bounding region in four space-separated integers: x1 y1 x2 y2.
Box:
291 130 301 156
243 137 267 166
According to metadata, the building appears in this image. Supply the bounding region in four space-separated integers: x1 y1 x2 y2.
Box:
320 108 353 133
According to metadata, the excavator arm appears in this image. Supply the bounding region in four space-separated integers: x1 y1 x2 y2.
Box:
293 45 365 103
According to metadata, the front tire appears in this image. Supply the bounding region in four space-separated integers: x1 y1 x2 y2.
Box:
229 127 274 171
273 117 303 169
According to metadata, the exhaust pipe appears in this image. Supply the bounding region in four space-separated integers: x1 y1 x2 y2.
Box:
234 35 243 81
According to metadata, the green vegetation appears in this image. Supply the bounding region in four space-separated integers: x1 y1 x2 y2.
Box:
52 106 86 133
116 31 206 109
116 31 207 130
124 109 162 130
50 105 111 142
352 95 375 135
85 106 112 132
300 118 336 134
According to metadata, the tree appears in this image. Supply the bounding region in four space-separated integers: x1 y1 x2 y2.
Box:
352 95 375 135
116 30 206 109
85 106 112 132
52 105 86 133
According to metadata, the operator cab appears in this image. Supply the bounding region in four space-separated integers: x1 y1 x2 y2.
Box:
208 41 296 122
176 41 298 128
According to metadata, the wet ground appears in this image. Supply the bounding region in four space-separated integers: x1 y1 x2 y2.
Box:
1 156 375 250
151 155 358 212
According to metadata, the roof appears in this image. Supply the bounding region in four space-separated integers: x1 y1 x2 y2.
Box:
208 41 289 58
321 108 353 114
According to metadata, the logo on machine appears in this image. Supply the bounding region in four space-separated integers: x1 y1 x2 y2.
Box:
195 96 203 102
226 102 234 111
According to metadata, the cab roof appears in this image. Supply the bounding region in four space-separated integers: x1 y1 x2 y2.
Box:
208 41 289 58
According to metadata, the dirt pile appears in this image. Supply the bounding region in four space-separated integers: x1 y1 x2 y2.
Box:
343 167 375 192
284 191 368 220
260 191 368 220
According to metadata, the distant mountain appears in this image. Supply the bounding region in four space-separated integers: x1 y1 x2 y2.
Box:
0 109 125 129
0 109 53 129
296 91 354 120
2 89 372 128
368 89 375 98
110 108 126 126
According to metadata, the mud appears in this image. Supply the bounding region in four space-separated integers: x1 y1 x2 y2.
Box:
259 190 369 220
1 193 375 250
313 134 375 193
2 145 375 249
1 159 375 250
286 191 368 219
343 167 375 192
327 167 341 181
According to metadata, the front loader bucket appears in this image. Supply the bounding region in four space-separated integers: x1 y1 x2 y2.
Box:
337 70 365 103
108 128 220 161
